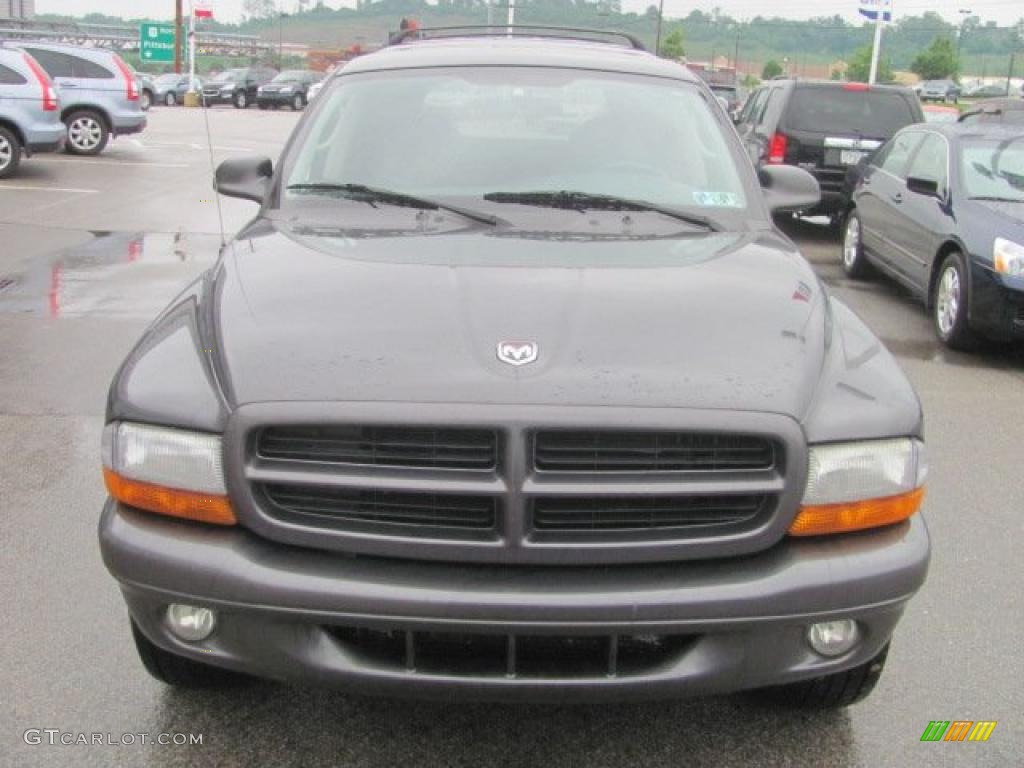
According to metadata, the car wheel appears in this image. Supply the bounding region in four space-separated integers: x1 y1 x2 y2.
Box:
842 210 872 279
292 93 305 110
131 621 244 688
0 125 22 179
165 92 176 106
758 643 889 708
233 91 248 109
140 90 152 111
65 110 109 156
932 251 976 350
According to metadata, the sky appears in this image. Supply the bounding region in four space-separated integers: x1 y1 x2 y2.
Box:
36 0 1024 26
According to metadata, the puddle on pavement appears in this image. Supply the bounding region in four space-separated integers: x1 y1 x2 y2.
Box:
0 231 221 319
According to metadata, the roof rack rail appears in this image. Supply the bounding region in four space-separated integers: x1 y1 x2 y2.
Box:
388 25 646 52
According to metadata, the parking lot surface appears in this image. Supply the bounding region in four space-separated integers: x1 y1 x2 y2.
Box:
1 107 1021 767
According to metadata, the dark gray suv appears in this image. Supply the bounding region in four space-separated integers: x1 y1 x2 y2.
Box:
99 28 929 707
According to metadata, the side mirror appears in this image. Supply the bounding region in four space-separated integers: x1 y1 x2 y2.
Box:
215 155 272 203
907 176 940 198
759 164 821 214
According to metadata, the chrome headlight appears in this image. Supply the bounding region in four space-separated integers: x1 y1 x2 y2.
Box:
993 238 1024 277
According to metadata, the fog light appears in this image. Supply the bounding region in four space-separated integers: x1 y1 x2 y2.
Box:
807 619 859 657
166 604 216 642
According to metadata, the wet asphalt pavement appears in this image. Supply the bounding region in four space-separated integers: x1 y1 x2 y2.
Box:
0 108 1021 768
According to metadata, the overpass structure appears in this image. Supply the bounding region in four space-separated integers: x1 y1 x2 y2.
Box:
0 16 279 56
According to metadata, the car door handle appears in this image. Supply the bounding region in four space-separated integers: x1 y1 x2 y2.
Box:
891 192 903 204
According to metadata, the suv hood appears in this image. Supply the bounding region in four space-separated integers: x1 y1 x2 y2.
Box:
212 219 828 419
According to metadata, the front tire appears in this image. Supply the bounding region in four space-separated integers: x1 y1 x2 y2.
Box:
932 251 976 350
233 90 248 109
131 620 243 688
760 643 889 708
0 125 22 179
842 210 872 278
165 92 177 106
140 90 152 111
292 93 305 110
65 110 109 155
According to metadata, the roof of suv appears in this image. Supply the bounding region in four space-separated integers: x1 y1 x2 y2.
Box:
766 77 916 94
341 37 702 83
8 40 116 59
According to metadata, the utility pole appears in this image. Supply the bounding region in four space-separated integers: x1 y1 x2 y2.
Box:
174 0 183 74
655 0 664 56
1008 51 1016 97
507 0 514 27
867 3 885 84
956 8 972 75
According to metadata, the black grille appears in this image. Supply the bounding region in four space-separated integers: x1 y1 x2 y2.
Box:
532 494 768 531
262 484 497 531
326 626 695 679
534 431 775 472
258 425 498 470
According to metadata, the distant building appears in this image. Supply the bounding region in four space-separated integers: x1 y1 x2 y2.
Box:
1 0 35 19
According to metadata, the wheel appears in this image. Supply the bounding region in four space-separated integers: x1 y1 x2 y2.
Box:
140 90 152 111
131 620 243 688
233 90 248 109
759 643 889 708
292 92 305 110
165 91 177 106
841 210 872 279
932 251 977 350
0 125 22 179
65 110 109 155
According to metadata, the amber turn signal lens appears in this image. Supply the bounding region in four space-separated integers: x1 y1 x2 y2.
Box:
788 487 924 537
103 468 237 526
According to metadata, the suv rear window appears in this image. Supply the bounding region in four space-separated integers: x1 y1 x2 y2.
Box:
786 87 915 137
24 49 114 80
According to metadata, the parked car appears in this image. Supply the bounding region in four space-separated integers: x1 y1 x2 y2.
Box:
919 79 960 103
256 70 322 110
100 28 930 709
0 45 65 178
843 123 1024 348
202 67 277 109
152 73 203 106
708 83 745 118
965 83 1009 99
959 98 1024 126
735 79 923 221
12 41 146 155
922 103 960 123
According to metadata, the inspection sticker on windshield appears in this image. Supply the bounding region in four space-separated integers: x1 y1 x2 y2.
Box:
694 191 741 207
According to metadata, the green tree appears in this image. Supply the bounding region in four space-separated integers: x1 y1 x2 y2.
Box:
762 59 782 79
846 45 893 83
910 37 958 80
659 29 685 60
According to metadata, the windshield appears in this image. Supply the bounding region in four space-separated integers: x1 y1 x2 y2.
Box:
212 69 244 83
960 136 1024 202
787 87 916 136
284 67 748 215
273 71 307 83
154 74 181 85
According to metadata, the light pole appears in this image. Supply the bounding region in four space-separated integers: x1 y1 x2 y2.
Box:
278 12 288 69
956 8 972 75
655 0 665 56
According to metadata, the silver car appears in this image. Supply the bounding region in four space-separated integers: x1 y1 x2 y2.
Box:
0 45 65 178
13 41 147 155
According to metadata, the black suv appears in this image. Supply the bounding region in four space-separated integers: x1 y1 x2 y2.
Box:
735 79 923 220
202 67 277 109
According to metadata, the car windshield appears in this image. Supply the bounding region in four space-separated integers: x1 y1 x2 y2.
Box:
284 67 748 216
212 70 244 82
960 136 1024 203
786 87 915 136
154 74 181 85
273 71 307 83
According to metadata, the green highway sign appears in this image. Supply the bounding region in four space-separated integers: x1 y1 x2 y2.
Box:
139 23 177 63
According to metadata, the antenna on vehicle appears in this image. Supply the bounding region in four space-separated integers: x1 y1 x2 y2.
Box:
201 94 227 248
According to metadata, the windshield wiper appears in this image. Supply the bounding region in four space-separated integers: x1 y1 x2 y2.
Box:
968 196 1024 203
286 183 499 226
482 190 721 231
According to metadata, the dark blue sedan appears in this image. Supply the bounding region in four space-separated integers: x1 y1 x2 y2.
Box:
843 123 1024 349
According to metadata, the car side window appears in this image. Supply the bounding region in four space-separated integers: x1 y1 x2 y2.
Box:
875 132 922 179
0 63 27 85
70 56 114 79
906 133 948 195
738 88 765 127
756 90 783 135
23 48 75 78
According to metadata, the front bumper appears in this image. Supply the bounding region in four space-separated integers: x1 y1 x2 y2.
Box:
100 501 930 701
969 264 1024 341
202 92 235 105
257 92 297 106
